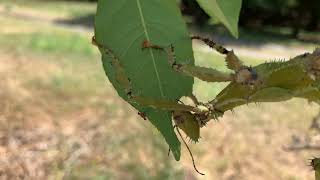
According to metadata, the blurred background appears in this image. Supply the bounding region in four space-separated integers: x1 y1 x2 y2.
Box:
0 0 319 179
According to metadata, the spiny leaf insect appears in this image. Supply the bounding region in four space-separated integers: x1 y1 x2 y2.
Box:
93 35 320 175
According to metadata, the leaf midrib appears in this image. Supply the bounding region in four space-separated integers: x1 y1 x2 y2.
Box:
136 0 165 98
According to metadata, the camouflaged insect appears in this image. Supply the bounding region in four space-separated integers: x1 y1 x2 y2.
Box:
140 39 320 142
93 34 320 143
93 34 320 177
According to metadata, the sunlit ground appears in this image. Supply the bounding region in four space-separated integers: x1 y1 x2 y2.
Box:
1 1 320 179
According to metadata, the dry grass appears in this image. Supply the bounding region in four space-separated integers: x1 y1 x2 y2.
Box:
0 52 184 179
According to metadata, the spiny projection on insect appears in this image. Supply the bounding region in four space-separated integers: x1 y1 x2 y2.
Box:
310 157 320 180
92 35 320 175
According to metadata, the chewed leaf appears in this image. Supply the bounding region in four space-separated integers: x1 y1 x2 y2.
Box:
94 0 195 160
196 0 242 38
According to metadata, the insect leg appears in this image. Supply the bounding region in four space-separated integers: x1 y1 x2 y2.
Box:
191 35 229 55
191 36 244 72
173 63 234 82
191 37 260 85
142 41 234 83
143 39 259 85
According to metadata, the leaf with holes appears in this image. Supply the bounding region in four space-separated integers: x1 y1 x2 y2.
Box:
196 0 242 38
94 0 194 160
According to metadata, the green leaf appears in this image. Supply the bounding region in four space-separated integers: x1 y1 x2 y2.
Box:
94 0 194 160
196 0 242 38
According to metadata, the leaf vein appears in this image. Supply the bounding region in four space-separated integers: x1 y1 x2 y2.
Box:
136 0 165 98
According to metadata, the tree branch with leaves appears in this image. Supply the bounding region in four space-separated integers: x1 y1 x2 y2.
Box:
94 0 320 178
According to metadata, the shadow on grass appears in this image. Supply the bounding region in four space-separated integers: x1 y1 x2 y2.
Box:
53 13 319 48
54 13 95 30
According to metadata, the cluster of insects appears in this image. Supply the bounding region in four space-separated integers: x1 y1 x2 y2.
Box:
93 35 320 175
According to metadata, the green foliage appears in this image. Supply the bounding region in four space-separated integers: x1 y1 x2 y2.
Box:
244 0 297 10
195 0 242 38
241 0 320 32
94 0 195 160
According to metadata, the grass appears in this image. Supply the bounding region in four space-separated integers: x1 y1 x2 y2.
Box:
0 17 96 57
1 1 320 179
0 0 96 18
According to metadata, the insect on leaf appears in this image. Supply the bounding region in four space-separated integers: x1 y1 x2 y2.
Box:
94 0 195 160
195 0 242 38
